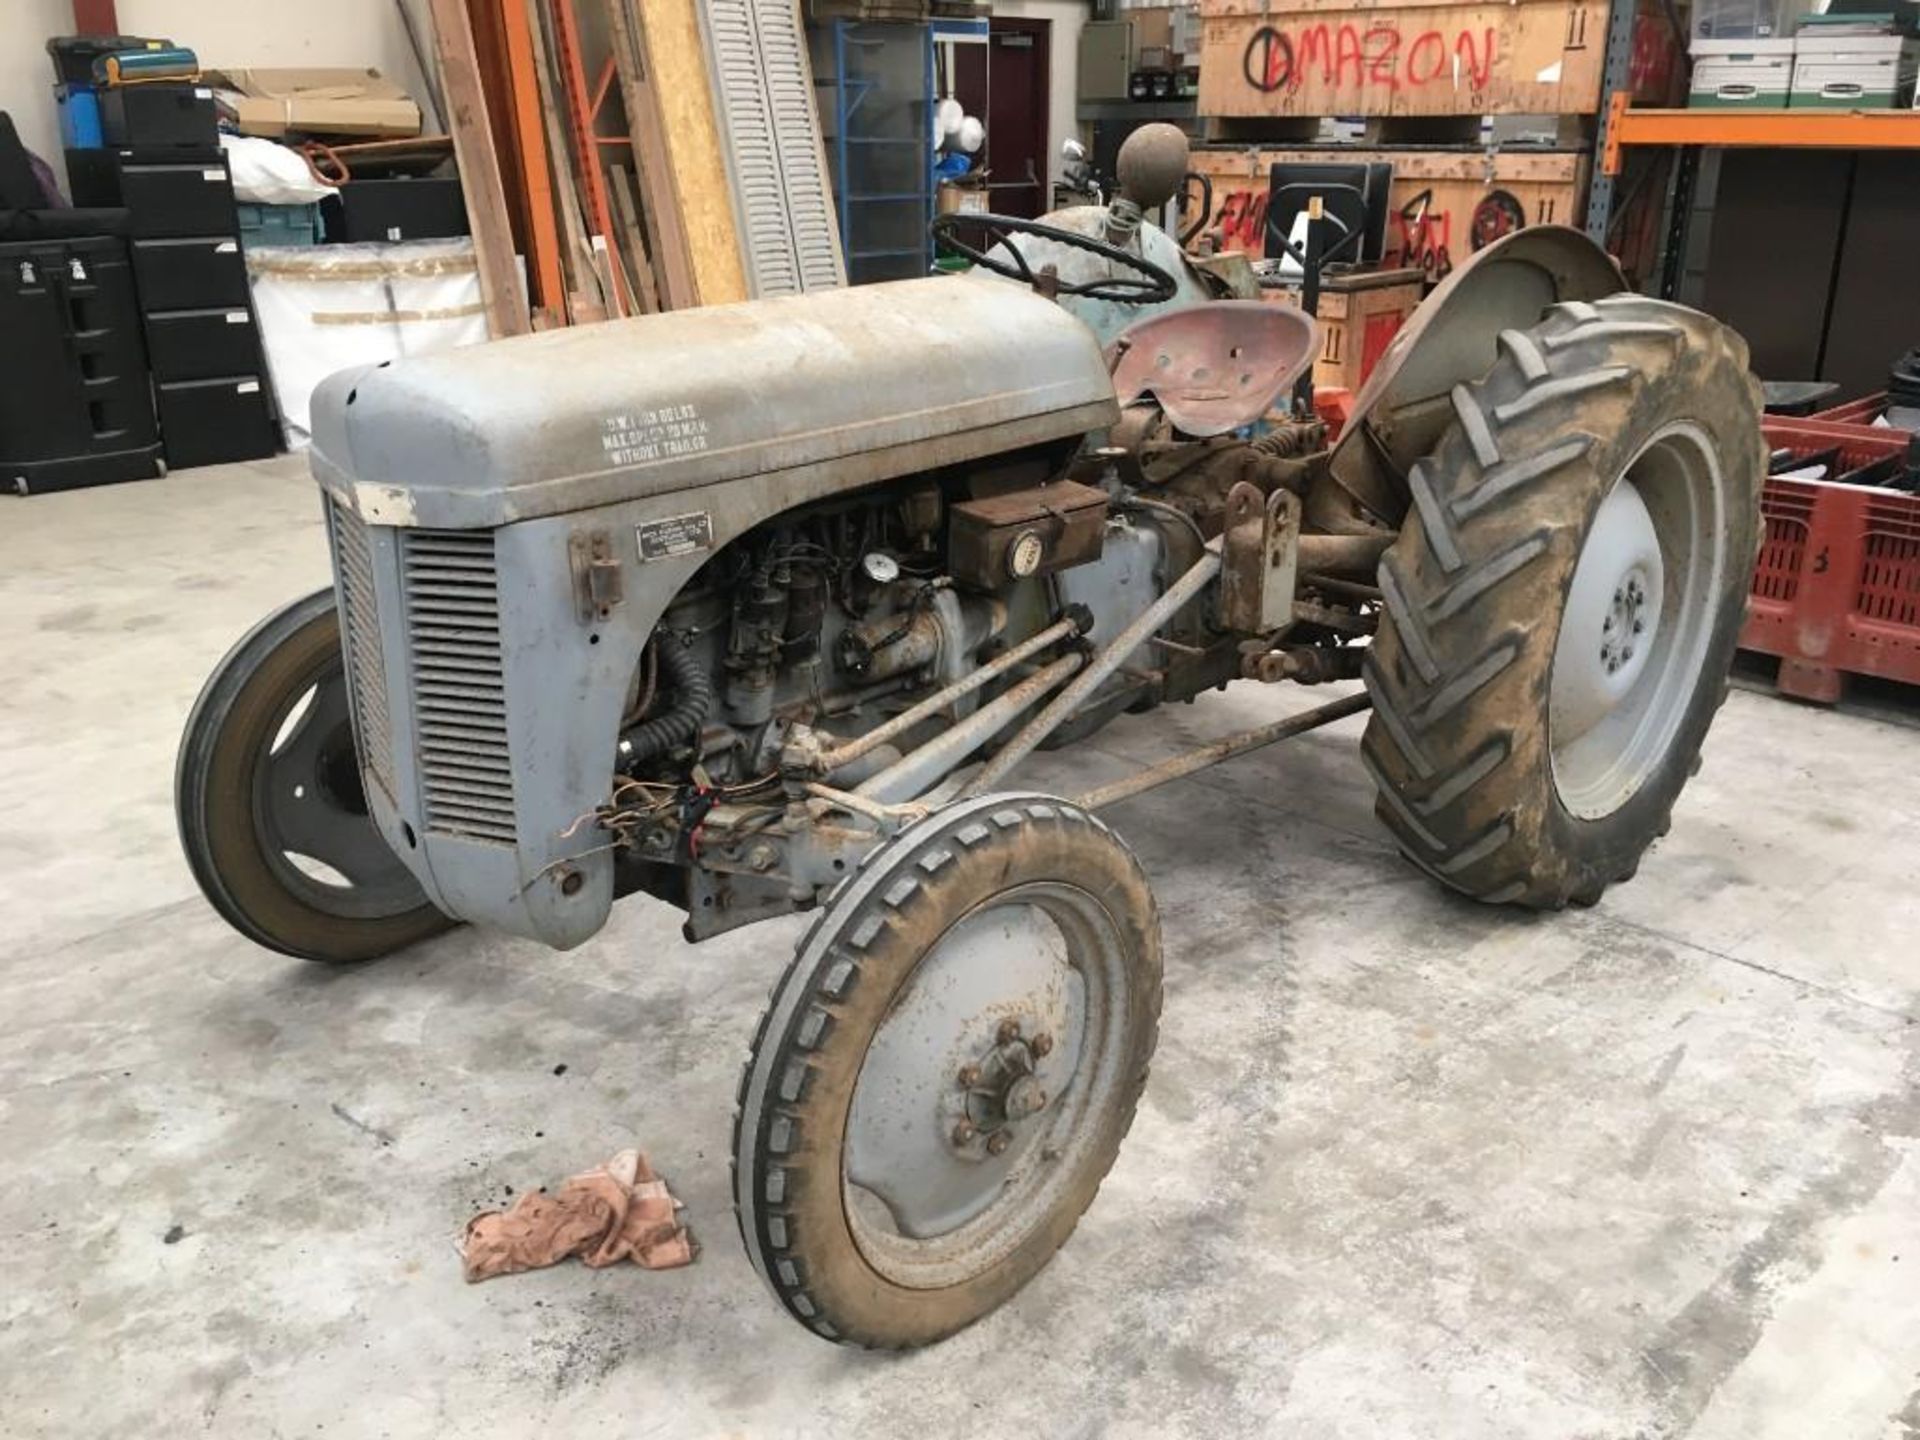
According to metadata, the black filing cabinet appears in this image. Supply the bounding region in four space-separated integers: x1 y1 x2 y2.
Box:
0 235 164 494
67 146 277 469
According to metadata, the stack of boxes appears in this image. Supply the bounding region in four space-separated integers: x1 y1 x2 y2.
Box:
1123 4 1200 102
1690 0 1799 107
52 38 279 471
1690 2 1918 108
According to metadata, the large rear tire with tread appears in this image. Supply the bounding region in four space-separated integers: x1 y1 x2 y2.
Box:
1363 296 1764 908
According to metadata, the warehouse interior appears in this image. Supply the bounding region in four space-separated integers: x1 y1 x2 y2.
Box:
2 1 1916 1437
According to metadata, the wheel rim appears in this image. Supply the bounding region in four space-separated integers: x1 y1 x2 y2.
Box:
1549 422 1727 820
247 655 425 918
842 881 1131 1290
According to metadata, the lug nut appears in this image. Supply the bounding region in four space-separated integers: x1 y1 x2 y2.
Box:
957 1064 980 1089
1030 1032 1053 1059
996 1019 1022 1045
986 1132 1010 1156
952 1119 976 1145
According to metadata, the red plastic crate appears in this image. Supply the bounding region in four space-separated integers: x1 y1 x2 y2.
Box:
1810 390 1888 426
1742 418 1920 701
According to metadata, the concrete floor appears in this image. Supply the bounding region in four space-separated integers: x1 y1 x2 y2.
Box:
3 456 1917 1440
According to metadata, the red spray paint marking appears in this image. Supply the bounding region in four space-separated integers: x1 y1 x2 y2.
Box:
1240 21 1499 94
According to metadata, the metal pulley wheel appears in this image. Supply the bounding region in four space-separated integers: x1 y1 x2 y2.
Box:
175 587 452 963
733 793 1162 1347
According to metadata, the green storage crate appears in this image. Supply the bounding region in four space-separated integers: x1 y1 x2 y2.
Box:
235 202 323 249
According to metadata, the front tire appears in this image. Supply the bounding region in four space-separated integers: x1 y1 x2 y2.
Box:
175 588 452 962
732 794 1162 1347
1363 296 1764 908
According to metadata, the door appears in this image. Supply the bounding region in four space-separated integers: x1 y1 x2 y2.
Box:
955 19 1051 219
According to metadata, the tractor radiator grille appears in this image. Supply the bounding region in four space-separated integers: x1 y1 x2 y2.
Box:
402 529 518 846
327 496 396 798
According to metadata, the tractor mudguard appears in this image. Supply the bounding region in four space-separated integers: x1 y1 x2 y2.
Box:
1315 226 1628 534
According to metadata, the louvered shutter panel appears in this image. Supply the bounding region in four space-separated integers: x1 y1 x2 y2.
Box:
700 0 847 297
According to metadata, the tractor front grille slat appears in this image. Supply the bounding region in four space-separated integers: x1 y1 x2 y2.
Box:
327 497 397 798
403 530 517 846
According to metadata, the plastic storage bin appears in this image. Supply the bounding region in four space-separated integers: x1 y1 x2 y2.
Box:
1690 39 1796 105
1692 0 1794 43
1743 417 1920 701
235 202 323 249
54 85 103 148
1790 35 1918 108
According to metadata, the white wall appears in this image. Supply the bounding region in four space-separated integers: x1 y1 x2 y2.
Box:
990 0 1090 189
2 0 71 167
1 0 432 186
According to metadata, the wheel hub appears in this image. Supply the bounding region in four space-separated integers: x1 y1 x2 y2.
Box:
1551 478 1665 746
253 666 425 914
1547 423 1727 821
949 1019 1054 1158
843 891 1109 1255
1598 571 1653 678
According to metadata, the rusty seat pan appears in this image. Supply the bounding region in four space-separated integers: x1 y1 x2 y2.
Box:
1108 301 1318 438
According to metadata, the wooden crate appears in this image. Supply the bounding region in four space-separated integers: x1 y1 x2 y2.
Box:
1190 146 1589 284
1196 0 1608 119
1259 267 1426 391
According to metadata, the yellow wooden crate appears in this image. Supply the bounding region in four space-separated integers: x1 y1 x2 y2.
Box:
1196 0 1609 119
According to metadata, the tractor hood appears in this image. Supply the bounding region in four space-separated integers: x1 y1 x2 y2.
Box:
310 275 1120 530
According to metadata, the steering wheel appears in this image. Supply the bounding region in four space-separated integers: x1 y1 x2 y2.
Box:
931 212 1178 305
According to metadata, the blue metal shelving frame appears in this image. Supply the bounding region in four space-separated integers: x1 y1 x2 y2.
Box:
821 20 936 282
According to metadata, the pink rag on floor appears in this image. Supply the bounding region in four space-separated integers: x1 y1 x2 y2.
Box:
460 1149 694 1282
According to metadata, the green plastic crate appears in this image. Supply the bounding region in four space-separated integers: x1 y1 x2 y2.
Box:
235 202 323 249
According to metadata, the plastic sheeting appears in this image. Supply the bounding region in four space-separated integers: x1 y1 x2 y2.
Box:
220 134 336 206
246 239 491 447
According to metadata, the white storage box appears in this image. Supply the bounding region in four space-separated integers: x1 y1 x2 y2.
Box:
1690 37 1796 105
1790 36 1918 107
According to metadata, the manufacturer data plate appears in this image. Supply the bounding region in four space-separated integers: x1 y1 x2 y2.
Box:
636 512 714 562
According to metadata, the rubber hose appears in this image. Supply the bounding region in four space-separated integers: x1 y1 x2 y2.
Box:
620 638 712 765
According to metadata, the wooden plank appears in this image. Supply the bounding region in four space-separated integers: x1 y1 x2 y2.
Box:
608 162 661 314
491 0 569 318
525 0 608 323
603 0 699 309
631 0 748 306
427 0 531 337
549 0 625 308
1196 1 1606 119
1190 145 1589 284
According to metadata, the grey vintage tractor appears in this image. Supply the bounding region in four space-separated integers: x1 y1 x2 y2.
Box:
176 128 1763 1347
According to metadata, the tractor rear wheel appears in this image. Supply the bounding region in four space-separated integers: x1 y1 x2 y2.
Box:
1363 296 1764 908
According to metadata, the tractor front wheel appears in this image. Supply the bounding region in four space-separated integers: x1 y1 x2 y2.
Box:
732 793 1162 1347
